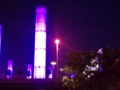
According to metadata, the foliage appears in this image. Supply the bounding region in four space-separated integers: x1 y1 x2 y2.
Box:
61 47 120 90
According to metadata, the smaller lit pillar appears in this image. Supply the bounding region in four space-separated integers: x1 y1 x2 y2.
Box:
27 64 32 79
49 67 52 79
51 61 56 79
7 60 13 79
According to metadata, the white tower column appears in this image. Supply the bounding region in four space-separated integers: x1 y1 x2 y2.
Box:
34 6 46 79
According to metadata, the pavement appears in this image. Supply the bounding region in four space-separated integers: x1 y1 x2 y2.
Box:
0 79 67 90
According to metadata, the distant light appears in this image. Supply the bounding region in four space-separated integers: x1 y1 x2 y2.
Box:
51 62 56 66
83 71 87 75
88 75 90 78
96 64 99 69
91 73 94 76
97 48 103 55
60 68 63 71
55 39 60 44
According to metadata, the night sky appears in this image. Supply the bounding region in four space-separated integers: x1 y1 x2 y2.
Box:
0 0 120 75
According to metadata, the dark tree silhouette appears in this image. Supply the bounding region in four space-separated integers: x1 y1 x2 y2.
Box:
61 47 120 90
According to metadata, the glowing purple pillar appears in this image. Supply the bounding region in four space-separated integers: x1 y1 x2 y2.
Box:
34 6 46 79
27 64 32 79
7 60 13 79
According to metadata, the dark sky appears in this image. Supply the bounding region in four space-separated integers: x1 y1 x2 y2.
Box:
0 0 120 74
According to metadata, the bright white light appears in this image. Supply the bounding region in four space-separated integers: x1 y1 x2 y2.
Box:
88 75 90 78
55 39 60 44
51 62 56 66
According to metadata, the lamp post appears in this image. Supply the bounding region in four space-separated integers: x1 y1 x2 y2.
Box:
55 39 60 78
50 61 56 79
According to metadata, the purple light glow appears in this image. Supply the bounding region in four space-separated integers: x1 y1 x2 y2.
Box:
27 64 32 79
8 60 13 72
7 60 13 79
34 6 46 79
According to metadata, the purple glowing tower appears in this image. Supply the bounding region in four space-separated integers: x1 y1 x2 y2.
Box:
34 6 46 78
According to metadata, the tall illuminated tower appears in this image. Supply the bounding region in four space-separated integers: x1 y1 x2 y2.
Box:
34 6 46 78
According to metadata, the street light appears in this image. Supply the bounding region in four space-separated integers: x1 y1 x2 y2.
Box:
55 39 60 78
50 61 56 79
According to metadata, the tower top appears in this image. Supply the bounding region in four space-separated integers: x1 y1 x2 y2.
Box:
36 6 46 13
